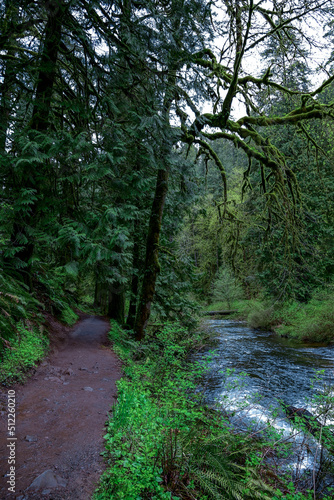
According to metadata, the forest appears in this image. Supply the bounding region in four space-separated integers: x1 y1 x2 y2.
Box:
1 0 334 499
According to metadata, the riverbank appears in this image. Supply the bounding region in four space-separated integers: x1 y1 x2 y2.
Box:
95 320 334 500
94 321 277 500
203 287 334 343
194 318 334 498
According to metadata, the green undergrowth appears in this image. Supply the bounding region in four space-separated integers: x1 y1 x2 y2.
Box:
244 290 334 343
206 288 334 343
203 299 251 314
0 272 40 346
275 289 334 342
95 321 327 500
0 268 79 383
203 299 267 322
60 306 79 326
0 271 48 384
0 323 48 384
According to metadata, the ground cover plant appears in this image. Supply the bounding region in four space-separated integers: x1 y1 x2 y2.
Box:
0 323 48 384
0 268 79 383
245 288 334 343
274 290 334 343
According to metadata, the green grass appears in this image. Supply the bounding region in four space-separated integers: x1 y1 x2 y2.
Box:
203 299 241 312
0 323 49 384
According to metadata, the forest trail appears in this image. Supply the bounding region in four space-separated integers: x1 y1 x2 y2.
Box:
0 315 122 500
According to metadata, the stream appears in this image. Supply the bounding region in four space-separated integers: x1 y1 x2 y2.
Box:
194 319 334 482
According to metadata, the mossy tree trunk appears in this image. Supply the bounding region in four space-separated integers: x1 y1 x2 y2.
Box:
108 284 125 325
133 4 182 340
134 168 169 341
126 240 140 330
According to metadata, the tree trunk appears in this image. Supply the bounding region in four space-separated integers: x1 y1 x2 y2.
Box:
126 240 140 329
30 1 65 132
6 1 65 284
0 50 15 154
108 284 125 324
0 0 19 153
133 6 181 340
100 285 108 315
94 278 101 309
134 168 169 341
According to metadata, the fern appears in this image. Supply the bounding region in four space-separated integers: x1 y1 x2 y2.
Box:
0 272 40 346
185 435 273 500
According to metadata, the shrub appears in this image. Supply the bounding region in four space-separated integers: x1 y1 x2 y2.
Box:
0 272 40 346
0 323 48 384
276 289 334 342
247 306 274 330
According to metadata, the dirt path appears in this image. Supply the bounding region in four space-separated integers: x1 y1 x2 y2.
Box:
0 315 122 500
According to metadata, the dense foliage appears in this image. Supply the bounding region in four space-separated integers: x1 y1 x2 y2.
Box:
1 0 334 346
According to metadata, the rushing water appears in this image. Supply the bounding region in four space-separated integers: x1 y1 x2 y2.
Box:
194 319 334 478
196 319 334 409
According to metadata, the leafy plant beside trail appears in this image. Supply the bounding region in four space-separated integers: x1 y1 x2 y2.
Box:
0 323 48 384
0 273 40 344
60 306 79 326
0 270 48 382
0 298 78 385
0 267 79 383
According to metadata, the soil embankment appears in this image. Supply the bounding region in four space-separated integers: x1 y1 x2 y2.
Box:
0 315 121 499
